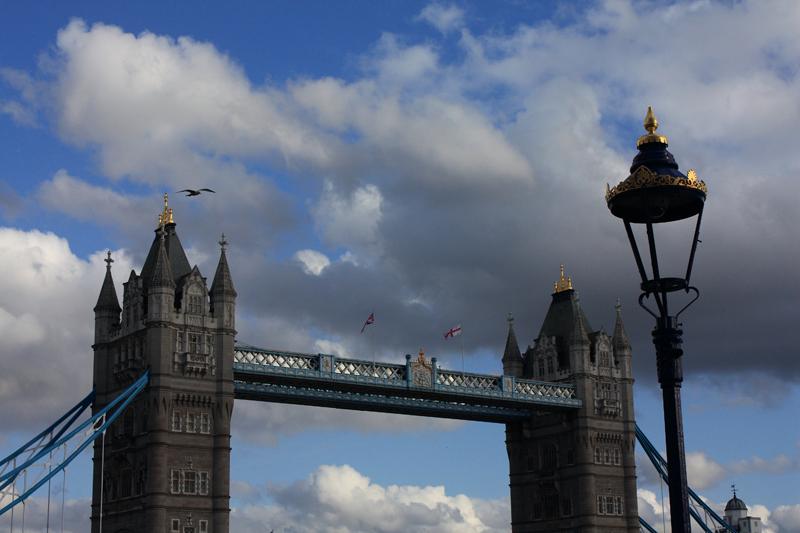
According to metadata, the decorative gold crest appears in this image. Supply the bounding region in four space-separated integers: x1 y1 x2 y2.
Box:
605 165 707 203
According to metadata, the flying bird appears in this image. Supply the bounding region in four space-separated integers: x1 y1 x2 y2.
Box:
177 188 216 197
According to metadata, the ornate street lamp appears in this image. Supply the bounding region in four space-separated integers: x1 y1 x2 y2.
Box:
606 107 707 532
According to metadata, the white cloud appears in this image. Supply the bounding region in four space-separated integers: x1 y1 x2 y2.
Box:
231 464 510 533
418 3 465 34
0 495 89 533
772 504 800 532
685 451 726 490
313 338 347 356
294 249 331 276
312 181 383 257
232 400 461 447
0 227 135 429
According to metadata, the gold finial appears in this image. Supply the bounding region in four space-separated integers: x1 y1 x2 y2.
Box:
644 106 658 134
554 264 574 293
636 106 669 147
157 193 174 228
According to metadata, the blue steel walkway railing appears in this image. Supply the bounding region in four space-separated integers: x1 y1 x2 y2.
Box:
233 344 581 422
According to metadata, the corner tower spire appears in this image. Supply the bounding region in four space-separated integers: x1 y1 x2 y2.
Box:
502 313 523 377
613 298 631 350
210 234 236 298
149 228 175 288
94 251 121 312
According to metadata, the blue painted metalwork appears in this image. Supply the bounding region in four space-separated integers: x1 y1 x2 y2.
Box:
636 423 736 533
235 382 536 423
233 344 581 421
639 516 659 533
0 371 149 517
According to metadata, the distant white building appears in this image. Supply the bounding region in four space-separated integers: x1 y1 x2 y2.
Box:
715 488 762 533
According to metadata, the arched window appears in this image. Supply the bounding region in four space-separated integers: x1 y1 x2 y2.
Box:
542 443 558 471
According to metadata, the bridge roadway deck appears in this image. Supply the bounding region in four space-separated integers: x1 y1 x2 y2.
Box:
232 344 581 423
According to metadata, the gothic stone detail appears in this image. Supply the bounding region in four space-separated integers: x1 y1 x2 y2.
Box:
92 219 235 533
505 287 639 532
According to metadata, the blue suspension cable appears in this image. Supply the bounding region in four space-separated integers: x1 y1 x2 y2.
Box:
0 371 149 517
636 424 736 533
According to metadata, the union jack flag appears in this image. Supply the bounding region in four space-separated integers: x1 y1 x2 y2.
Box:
444 325 462 339
360 312 375 334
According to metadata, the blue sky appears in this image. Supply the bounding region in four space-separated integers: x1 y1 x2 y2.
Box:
0 1 799 531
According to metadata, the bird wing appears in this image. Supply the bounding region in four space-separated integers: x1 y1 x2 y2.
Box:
199 188 216 193
177 189 197 193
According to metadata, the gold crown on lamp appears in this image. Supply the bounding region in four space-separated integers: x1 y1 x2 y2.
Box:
605 107 707 203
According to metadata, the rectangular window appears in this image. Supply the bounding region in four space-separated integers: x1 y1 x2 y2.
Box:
170 470 181 494
171 518 180 533
615 496 623 515
186 412 196 433
199 520 208 533
120 469 132 498
172 411 182 432
189 333 200 353
597 495 604 514
200 413 211 434
199 471 209 495
606 496 614 515
594 447 602 463
183 470 196 494
206 335 213 355
604 449 611 464
176 331 184 352
613 448 621 465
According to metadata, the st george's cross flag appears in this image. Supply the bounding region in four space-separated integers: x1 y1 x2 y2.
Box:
444 324 462 339
360 312 375 334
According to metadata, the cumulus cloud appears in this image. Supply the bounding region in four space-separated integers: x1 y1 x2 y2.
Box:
685 451 727 490
231 464 509 533
3 0 799 403
232 400 461 447
0 493 89 532
418 3 466 34
294 249 331 276
312 181 383 258
0 227 133 429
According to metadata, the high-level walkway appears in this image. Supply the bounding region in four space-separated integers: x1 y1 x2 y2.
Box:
233 344 581 423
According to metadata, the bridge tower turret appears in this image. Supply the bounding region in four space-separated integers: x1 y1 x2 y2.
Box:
91 195 235 533
505 266 639 532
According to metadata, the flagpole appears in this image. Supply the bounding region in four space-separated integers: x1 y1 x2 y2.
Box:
370 312 376 376
460 322 465 375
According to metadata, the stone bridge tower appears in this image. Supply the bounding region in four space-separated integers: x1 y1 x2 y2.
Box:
91 196 236 533
503 266 638 532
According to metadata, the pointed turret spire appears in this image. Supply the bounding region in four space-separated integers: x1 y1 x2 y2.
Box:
612 298 631 350
210 234 237 298
569 301 590 346
94 251 121 312
150 228 176 288
502 313 523 377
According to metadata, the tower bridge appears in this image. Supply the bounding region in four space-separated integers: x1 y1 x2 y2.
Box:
2 195 678 532
79 195 642 532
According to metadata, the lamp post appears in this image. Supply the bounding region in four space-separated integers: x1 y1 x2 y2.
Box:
606 107 707 532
